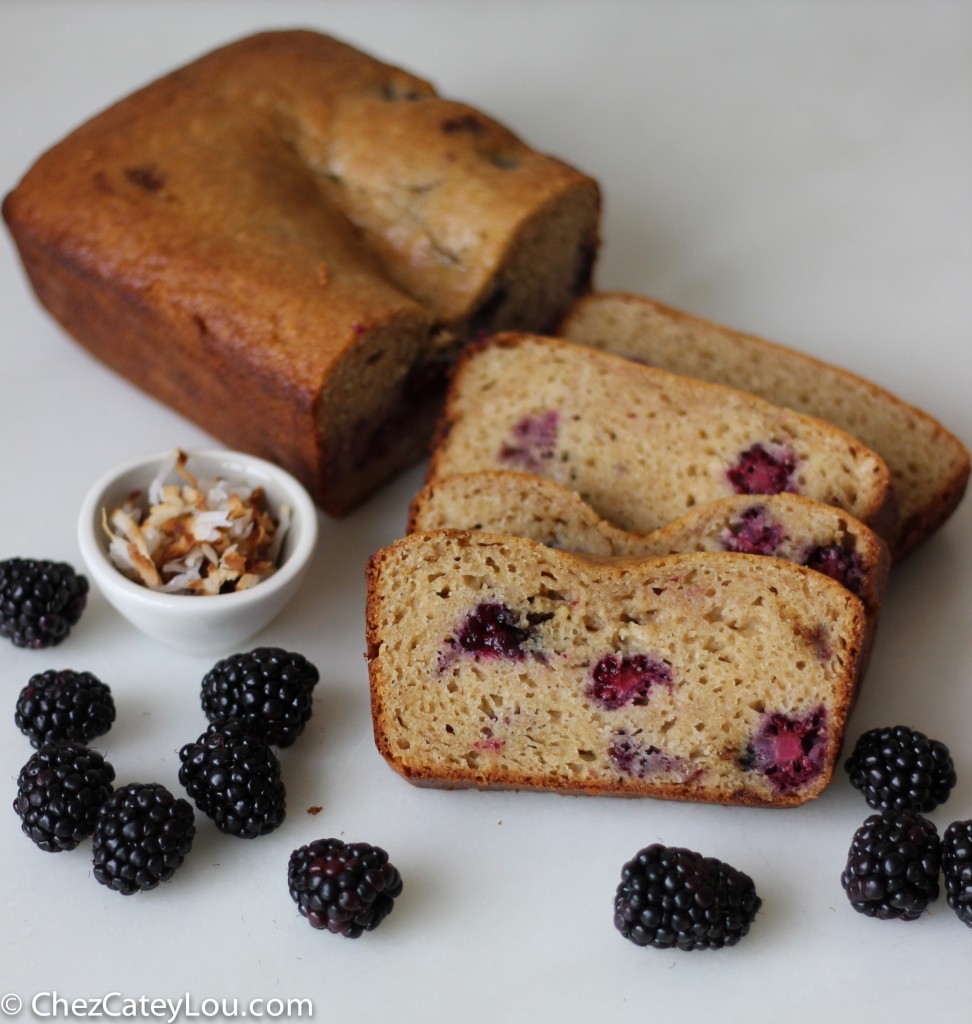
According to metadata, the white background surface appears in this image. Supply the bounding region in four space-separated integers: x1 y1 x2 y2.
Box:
1 2 970 1022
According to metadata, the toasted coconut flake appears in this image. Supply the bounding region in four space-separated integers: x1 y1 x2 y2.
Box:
148 450 182 505
102 449 290 595
127 543 163 588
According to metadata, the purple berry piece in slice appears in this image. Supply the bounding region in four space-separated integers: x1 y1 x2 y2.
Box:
727 443 798 496
499 410 560 472
609 731 698 782
801 543 865 597
454 602 531 660
587 653 672 710
740 707 828 794
722 505 787 555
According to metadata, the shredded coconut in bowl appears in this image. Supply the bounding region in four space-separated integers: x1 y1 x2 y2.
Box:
102 449 292 595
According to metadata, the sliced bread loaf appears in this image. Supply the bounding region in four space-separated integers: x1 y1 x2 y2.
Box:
407 471 889 625
365 530 867 806
559 292 969 560
426 333 897 540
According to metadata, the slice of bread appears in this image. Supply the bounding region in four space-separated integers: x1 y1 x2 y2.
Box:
407 471 890 626
426 333 897 541
365 530 867 806
560 292 969 560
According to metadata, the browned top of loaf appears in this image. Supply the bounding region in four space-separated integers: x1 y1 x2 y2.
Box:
560 291 969 560
427 333 897 540
3 29 599 397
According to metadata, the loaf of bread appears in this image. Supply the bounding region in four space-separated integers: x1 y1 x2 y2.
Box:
365 530 867 805
560 292 969 560
407 471 890 625
2 30 600 516
426 333 897 540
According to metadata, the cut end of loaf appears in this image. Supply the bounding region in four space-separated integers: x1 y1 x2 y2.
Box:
365 530 866 807
426 333 898 543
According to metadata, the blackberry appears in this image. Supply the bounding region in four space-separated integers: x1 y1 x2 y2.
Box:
722 505 785 555
200 648 319 747
288 838 403 937
15 668 116 748
727 442 797 496
0 557 89 648
942 819 972 928
498 410 560 472
587 653 672 710
613 843 762 951
13 743 115 852
840 810 941 920
455 602 530 659
178 719 286 838
741 707 828 796
844 725 956 812
801 543 865 597
92 782 196 894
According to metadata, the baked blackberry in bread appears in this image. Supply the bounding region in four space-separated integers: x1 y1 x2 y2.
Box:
2 30 600 515
426 333 897 540
560 292 968 560
365 530 867 806
408 471 889 626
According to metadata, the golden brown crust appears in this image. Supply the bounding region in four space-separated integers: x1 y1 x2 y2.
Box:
560 291 969 560
3 30 600 515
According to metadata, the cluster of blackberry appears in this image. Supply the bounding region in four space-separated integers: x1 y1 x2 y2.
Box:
11 664 197 894
13 662 120 855
841 725 971 928
177 647 318 838
190 651 404 936
11 642 365 917
3 549 403 937
13 734 198 893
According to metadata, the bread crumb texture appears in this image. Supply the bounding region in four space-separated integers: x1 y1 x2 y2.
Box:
428 335 896 540
366 531 865 806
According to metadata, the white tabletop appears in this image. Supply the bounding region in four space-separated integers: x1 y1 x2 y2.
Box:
2 3 970 1022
